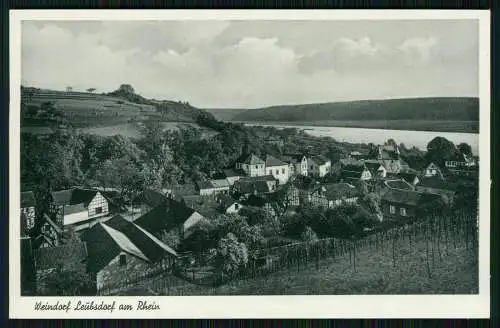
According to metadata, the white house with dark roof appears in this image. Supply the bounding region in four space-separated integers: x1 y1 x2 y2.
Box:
235 154 266 177
281 154 308 176
265 155 290 185
50 188 109 227
308 155 332 177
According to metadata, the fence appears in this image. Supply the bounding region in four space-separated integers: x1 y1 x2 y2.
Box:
99 210 478 295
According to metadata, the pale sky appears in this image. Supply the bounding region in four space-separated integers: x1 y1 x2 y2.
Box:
21 20 478 108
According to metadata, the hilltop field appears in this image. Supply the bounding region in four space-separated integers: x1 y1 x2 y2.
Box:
20 87 219 137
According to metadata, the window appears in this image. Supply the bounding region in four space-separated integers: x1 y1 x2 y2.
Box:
275 170 279 175
234 203 239 210
282 168 285 174
119 254 126 266
310 165 313 170
400 208 407 216
389 205 396 214
95 206 103 214
255 165 258 169
268 170 272 175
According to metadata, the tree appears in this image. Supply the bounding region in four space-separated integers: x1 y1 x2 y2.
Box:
301 226 318 243
212 233 248 279
355 180 369 196
362 192 383 221
426 137 459 166
117 84 135 94
86 88 96 93
457 142 473 157
42 267 94 296
161 229 181 249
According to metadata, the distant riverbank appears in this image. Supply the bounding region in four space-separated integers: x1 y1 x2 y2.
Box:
232 120 479 134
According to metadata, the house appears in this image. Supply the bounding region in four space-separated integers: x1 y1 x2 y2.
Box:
265 155 290 185
423 162 444 179
83 215 177 292
216 194 243 214
51 188 109 227
281 154 308 176
376 145 403 174
445 153 476 169
34 242 88 294
195 179 230 196
340 164 372 182
33 214 64 249
349 151 364 160
232 175 279 197
364 160 387 178
222 169 243 186
381 189 441 220
415 177 457 205
136 188 169 216
235 153 266 177
21 191 36 235
134 198 207 239
308 183 359 208
308 155 332 177
397 172 420 186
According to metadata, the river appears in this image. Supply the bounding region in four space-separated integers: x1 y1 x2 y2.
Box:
245 124 479 154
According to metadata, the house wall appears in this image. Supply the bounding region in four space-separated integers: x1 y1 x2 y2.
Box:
21 206 36 232
361 170 372 180
267 165 289 185
200 188 215 196
381 201 416 219
40 223 60 247
242 163 265 177
226 203 242 214
183 212 206 237
318 161 332 177
96 251 175 291
88 192 109 218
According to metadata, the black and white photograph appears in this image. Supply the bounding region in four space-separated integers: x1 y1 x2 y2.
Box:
10 10 490 319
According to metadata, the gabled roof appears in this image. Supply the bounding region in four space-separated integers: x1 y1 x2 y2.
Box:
238 154 265 165
381 189 424 206
235 180 273 194
63 203 87 215
239 175 276 182
223 169 243 177
139 189 168 208
51 188 99 207
340 158 364 167
217 194 240 210
265 154 287 167
211 179 230 188
364 161 385 173
105 215 177 261
398 172 419 183
134 198 196 237
342 164 367 173
281 153 305 164
35 242 87 271
83 214 177 274
314 183 358 200
418 177 457 191
196 180 215 190
21 191 36 208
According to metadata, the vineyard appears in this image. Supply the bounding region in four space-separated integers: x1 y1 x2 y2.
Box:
100 211 478 296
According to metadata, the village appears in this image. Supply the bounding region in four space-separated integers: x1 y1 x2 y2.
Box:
20 130 479 296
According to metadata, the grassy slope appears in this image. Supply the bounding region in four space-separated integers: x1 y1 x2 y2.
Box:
231 97 479 133
115 231 477 296
203 108 250 121
21 88 211 128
